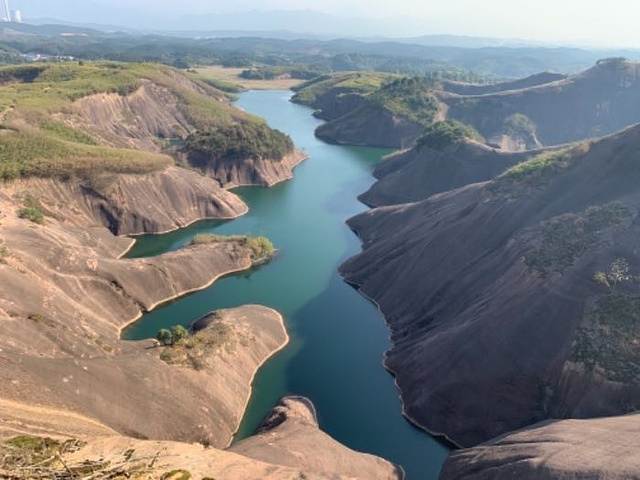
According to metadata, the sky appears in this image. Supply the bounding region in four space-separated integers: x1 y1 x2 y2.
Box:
15 0 640 48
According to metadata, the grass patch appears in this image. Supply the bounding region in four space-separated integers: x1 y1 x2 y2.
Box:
190 234 275 261
162 470 192 480
39 119 99 145
18 206 44 224
494 144 589 193
524 203 632 274
572 293 640 385
0 128 172 181
1 436 87 475
291 71 392 105
416 120 484 150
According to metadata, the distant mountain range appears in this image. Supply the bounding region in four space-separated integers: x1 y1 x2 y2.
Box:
19 7 634 50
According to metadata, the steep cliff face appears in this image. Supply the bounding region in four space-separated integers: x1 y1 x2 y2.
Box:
341 125 640 447
443 58 640 148
182 149 307 188
439 414 640 480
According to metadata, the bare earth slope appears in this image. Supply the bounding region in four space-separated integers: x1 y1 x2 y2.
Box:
439 414 640 480
341 124 640 448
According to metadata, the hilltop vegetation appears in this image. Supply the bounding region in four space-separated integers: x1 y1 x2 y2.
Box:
0 61 294 182
292 71 392 106
368 77 439 126
416 120 483 150
185 122 294 162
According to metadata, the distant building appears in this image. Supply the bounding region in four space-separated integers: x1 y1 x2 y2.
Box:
2 0 10 22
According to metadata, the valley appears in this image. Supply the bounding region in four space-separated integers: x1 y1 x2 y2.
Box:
0 17 639 477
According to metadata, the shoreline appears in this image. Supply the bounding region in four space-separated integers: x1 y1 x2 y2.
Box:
117 258 254 339
117 150 307 260
225 306 291 449
116 204 250 258
341 265 462 450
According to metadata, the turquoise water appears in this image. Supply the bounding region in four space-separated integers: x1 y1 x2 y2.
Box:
123 90 451 479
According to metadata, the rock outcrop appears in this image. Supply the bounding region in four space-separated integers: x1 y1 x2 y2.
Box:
316 103 424 149
360 140 541 207
341 124 640 447
439 414 640 480
231 396 403 480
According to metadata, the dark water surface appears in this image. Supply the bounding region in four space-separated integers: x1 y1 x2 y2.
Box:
123 90 451 479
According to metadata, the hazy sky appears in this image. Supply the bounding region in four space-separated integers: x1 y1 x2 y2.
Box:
18 0 640 47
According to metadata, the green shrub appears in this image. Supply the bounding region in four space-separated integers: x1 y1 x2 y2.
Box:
416 120 483 150
161 470 191 480
39 120 99 145
503 113 537 138
186 121 293 162
369 76 439 126
190 234 275 261
18 207 44 224
525 203 632 274
159 317 232 370
156 328 173 346
572 293 640 384
170 325 189 344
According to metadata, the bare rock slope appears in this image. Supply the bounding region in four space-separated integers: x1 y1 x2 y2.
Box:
341 124 640 447
440 414 640 480
360 140 541 207
0 396 401 480
231 397 403 479
443 58 640 149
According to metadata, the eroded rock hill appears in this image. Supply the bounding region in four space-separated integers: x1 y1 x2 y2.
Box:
0 171 277 445
61 74 305 188
296 59 640 153
442 58 640 149
0 396 402 480
231 397 403 479
315 103 425 149
439 414 640 480
341 124 640 448
360 140 543 207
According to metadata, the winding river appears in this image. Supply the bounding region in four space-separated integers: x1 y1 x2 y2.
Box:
122 90 451 479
